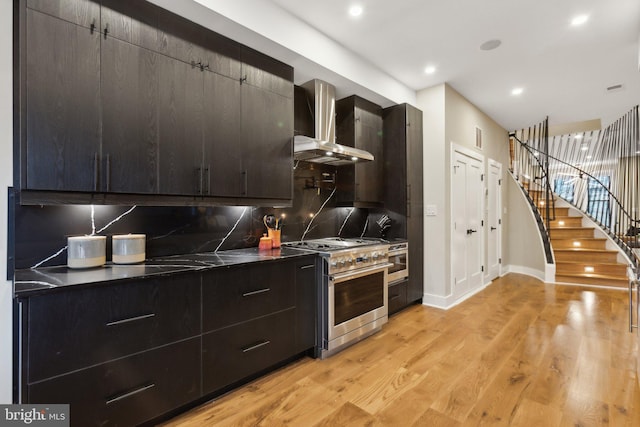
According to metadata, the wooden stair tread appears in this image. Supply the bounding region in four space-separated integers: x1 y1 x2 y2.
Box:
549 226 594 230
555 273 628 282
551 237 606 241
555 260 626 267
554 248 618 254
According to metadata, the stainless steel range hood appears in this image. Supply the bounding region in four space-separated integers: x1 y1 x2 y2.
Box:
294 80 374 166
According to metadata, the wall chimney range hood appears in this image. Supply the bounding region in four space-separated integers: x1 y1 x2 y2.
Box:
294 80 374 166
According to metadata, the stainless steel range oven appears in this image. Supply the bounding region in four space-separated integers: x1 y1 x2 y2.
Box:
284 238 391 358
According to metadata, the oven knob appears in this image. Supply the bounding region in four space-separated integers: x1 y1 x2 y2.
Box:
362 255 369 262
348 258 354 265
330 260 338 268
372 252 379 260
338 258 346 267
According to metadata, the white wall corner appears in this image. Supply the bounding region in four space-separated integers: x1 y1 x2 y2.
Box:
545 263 556 283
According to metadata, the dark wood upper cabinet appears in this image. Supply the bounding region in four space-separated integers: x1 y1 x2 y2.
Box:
26 0 100 29
240 76 293 199
383 103 424 306
203 69 243 197
19 0 294 204
24 8 101 192
336 95 384 207
158 55 204 196
100 35 160 194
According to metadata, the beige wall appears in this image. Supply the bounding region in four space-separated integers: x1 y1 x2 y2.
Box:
1 0 13 403
505 175 547 277
444 85 511 285
417 83 545 307
417 85 447 298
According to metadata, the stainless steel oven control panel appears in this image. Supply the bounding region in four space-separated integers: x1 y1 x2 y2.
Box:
327 244 389 275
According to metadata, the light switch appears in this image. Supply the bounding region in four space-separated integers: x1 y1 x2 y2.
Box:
426 205 437 216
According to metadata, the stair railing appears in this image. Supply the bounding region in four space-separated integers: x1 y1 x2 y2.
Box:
509 118 555 264
513 136 640 270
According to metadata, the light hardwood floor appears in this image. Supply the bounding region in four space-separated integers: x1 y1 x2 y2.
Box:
161 273 640 426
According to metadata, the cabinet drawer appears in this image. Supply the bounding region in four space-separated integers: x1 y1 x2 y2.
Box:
202 262 295 332
388 280 408 315
202 308 295 394
27 274 201 382
28 337 201 427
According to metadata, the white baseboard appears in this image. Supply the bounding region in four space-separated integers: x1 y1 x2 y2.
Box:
422 282 490 310
503 264 546 282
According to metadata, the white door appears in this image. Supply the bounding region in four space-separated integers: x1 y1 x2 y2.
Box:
487 160 502 281
452 150 484 300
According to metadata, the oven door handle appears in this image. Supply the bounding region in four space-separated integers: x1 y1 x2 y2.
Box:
330 263 393 283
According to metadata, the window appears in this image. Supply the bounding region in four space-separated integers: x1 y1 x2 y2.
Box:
587 176 611 227
554 177 575 203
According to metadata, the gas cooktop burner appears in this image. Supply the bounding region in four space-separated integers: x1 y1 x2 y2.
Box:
283 237 381 251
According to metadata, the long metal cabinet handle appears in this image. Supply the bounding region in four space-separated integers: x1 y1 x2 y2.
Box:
242 340 270 353
106 383 155 405
106 313 155 327
196 167 202 195
93 153 99 191
105 154 111 192
331 262 393 282
242 288 270 297
299 265 315 270
205 165 211 195
242 170 248 195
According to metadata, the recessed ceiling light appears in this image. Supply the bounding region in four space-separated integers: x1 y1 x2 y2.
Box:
424 66 436 74
581 145 589 151
349 5 363 17
586 155 592 159
480 39 502 51
574 134 583 139
571 14 589 26
511 87 523 96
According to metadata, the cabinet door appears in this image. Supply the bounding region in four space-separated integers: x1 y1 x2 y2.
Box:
240 78 293 199
100 0 160 52
202 261 295 332
25 9 101 191
406 105 424 303
28 337 201 427
27 0 100 29
388 279 408 315
294 257 317 354
203 70 243 197
101 36 160 193
27 274 201 383
354 107 383 203
202 309 295 395
158 56 204 195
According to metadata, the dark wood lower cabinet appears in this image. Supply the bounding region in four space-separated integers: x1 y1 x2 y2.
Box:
388 279 408 315
28 337 201 427
202 308 296 394
19 256 318 426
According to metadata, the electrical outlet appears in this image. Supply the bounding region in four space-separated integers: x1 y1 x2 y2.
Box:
426 205 437 216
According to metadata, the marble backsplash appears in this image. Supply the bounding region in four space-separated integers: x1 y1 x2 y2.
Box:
12 163 391 270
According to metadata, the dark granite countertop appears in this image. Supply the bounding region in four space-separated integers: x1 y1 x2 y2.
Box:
13 247 316 297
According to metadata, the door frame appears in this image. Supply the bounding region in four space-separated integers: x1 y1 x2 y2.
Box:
487 159 502 283
450 143 485 302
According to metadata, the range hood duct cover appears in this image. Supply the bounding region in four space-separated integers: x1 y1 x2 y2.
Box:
294 80 374 166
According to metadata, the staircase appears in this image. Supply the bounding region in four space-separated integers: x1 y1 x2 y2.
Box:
549 205 629 288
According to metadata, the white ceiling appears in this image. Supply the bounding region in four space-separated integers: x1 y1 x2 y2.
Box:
153 0 639 131
268 0 640 131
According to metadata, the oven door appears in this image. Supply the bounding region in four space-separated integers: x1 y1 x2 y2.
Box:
328 263 392 346
387 249 408 283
